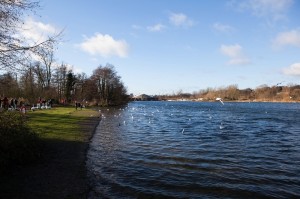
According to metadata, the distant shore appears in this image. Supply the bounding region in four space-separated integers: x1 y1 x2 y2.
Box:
133 98 299 103
133 85 300 103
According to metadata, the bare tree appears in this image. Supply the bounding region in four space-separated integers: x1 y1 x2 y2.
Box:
32 61 46 91
0 0 60 72
225 84 239 100
19 64 37 102
91 64 128 106
74 72 87 101
34 42 55 88
52 63 67 102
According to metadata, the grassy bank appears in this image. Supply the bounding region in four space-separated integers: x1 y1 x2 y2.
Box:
0 107 101 198
28 107 100 141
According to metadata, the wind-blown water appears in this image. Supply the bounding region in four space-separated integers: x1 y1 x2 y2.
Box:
87 101 300 198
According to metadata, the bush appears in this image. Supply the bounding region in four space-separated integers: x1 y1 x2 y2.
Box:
0 111 41 172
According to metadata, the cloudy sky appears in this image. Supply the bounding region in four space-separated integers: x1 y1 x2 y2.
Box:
23 0 300 95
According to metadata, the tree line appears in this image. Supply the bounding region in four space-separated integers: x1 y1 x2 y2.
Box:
0 63 129 106
158 84 300 102
0 0 128 107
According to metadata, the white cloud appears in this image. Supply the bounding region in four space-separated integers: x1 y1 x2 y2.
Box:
79 33 129 58
19 18 58 44
282 63 300 76
235 0 293 21
220 44 251 65
272 29 300 49
213 23 234 33
147 23 166 32
169 12 195 27
131 24 142 30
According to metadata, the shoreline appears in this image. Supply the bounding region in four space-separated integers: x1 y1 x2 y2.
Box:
157 99 299 103
81 114 101 198
0 111 101 199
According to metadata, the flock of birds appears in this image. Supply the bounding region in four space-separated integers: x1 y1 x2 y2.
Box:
99 97 227 135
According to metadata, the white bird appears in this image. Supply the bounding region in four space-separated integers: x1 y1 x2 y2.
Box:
216 97 224 105
219 123 225 129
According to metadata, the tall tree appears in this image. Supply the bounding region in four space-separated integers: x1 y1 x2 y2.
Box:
74 72 87 102
34 43 55 89
91 64 128 106
32 61 46 91
19 64 36 102
52 63 67 102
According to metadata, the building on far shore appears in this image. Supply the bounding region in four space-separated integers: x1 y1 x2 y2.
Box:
131 94 159 101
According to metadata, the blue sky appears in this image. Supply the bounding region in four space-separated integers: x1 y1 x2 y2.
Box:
24 0 300 95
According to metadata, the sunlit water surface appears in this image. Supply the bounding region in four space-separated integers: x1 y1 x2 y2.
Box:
87 101 300 198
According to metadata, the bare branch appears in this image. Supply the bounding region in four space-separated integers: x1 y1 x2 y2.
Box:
0 1 62 72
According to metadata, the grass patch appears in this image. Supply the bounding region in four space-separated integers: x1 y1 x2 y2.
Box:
0 107 99 172
28 107 100 141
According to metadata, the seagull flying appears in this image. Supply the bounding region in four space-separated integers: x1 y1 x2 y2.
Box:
216 97 224 105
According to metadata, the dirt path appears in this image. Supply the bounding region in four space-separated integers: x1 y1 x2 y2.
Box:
0 116 100 199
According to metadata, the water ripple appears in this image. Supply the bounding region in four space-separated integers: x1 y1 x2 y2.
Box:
87 102 300 198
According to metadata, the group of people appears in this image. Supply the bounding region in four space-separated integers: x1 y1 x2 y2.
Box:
0 97 26 113
36 98 53 109
30 98 53 111
1 97 86 112
0 97 22 109
0 97 54 114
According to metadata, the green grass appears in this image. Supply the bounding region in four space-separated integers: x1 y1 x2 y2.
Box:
27 107 99 141
0 107 99 171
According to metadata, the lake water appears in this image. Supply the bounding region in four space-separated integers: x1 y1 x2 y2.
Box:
87 101 300 198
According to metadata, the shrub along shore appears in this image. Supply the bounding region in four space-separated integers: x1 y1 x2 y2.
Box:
0 107 101 198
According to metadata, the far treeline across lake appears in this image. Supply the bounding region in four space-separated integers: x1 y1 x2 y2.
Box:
153 84 300 102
